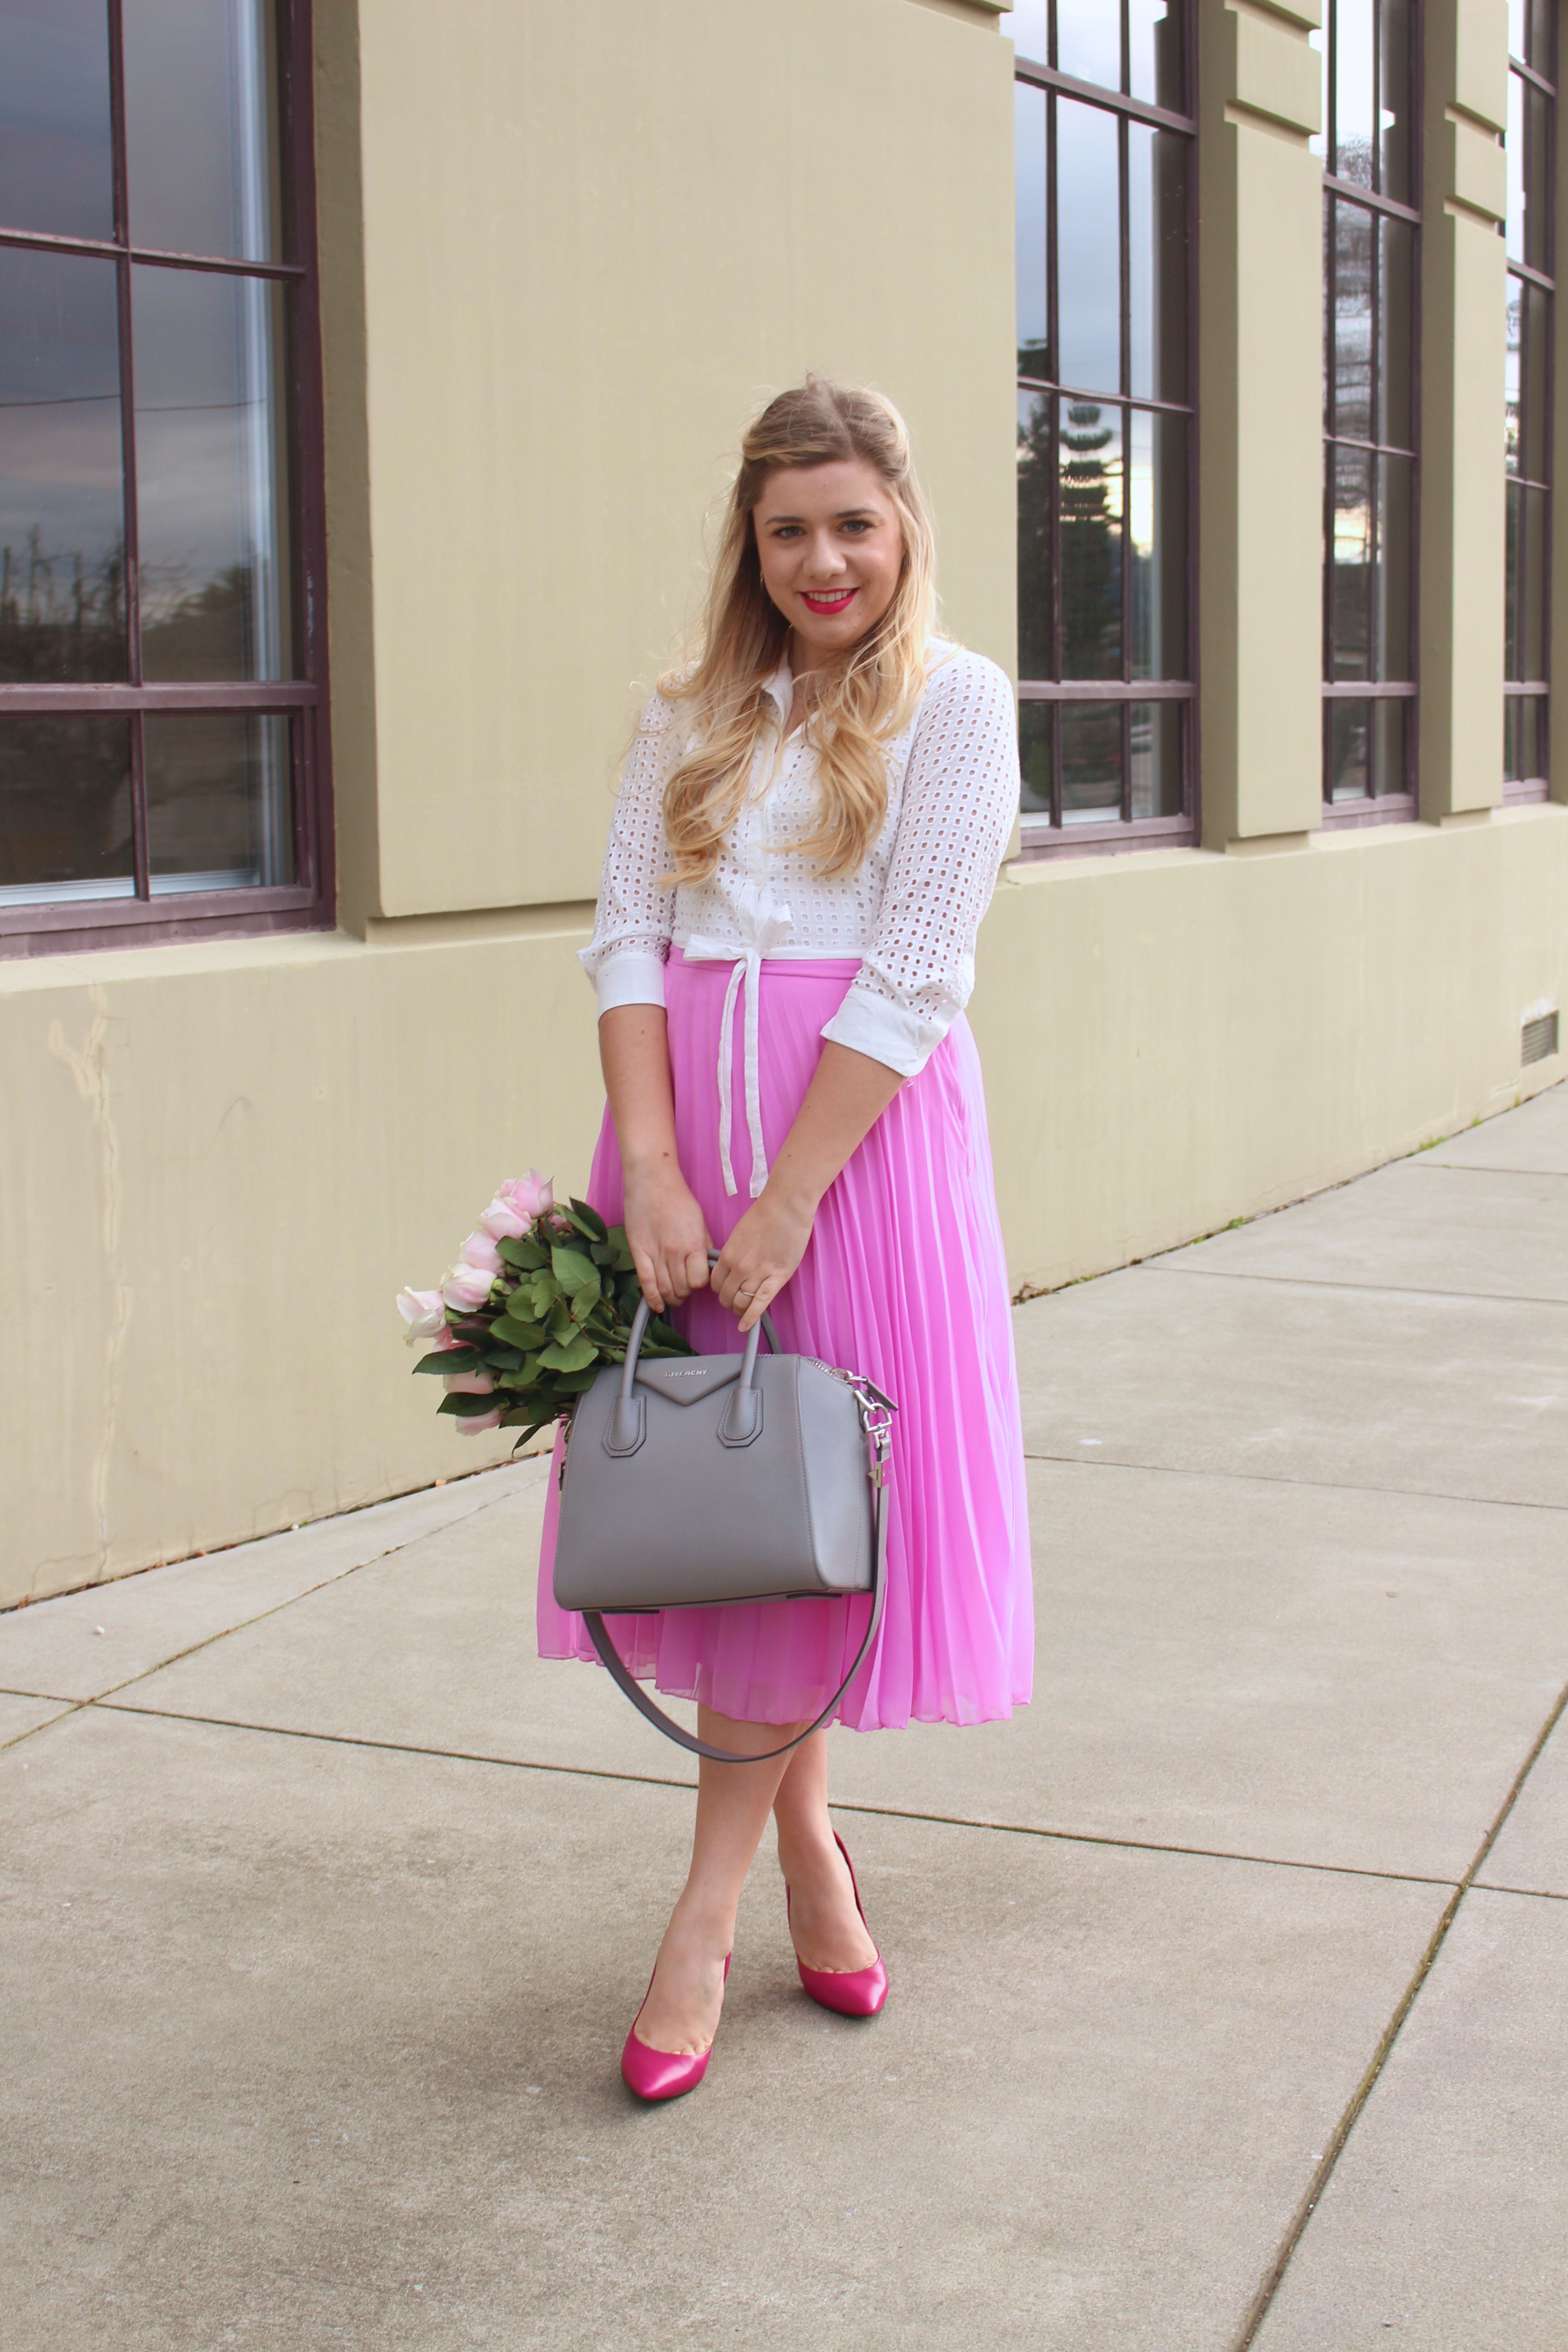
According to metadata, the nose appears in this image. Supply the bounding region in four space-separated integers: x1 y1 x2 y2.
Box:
802 530 848 580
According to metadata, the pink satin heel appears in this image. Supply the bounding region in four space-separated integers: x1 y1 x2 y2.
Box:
787 1832 888 2019
620 1953 731 2102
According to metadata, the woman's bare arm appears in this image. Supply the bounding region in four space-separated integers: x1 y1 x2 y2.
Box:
712 1042 903 1331
599 1004 711 1311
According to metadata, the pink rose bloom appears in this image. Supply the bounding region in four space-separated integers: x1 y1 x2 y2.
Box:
396 1287 447 1343
458 1229 503 1274
442 1370 495 1396
441 1259 497 1313
479 1171 554 1240
455 1406 505 1436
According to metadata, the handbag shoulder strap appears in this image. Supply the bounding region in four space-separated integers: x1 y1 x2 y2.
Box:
582 1475 888 1764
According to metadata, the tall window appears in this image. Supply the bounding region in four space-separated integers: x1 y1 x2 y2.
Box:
1313 1 1418 820
0 0 328 954
1004 1 1196 853
1505 0 1554 801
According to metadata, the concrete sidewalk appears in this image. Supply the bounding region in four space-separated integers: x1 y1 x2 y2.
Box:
4 1084 1567 2352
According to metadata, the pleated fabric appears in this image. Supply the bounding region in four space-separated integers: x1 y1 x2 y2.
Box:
535 950 1033 1731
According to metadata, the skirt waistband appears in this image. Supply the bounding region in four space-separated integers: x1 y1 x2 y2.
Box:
668 946 862 980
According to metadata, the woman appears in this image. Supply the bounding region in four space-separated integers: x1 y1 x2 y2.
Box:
537 376 1031 2100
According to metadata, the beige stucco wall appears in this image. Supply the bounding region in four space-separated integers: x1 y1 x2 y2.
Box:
321 0 1018 926
3 0 1564 1608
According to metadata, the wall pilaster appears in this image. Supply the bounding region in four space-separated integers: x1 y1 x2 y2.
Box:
1418 0 1509 820
1197 0 1324 849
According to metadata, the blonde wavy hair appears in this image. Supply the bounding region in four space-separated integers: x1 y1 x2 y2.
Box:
657 376 938 884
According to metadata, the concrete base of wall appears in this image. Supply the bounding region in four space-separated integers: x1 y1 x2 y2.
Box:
5 805 1564 1609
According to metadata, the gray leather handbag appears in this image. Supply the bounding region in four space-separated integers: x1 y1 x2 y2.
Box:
552 1276 896 1764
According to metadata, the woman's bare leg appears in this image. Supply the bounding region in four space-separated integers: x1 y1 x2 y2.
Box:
633 1705 804 2056
772 1732 879 1973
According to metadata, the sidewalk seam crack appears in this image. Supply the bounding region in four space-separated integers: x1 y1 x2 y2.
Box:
4 1487 534 1709
1148 1266 1568 1311
1229 1671 1568 2350
1018 1452 1568 1512
86 1699 1466 1889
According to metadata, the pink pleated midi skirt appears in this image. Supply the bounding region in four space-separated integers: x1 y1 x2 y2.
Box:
535 950 1033 1731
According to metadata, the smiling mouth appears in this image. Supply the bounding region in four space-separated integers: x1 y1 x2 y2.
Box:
800 588 858 615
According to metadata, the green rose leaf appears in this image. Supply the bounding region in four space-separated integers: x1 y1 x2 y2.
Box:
551 1244 598 1294
412 1348 484 1375
491 1314 546 1351
501 1411 558 1446
538 1333 597 1373
438 1392 503 1418
568 1198 609 1241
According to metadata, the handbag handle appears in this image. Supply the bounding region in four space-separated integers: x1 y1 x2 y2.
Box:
616 1283 779 1404
606 1256 779 1452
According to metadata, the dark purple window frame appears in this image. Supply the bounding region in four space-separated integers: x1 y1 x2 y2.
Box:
1010 4 1200 861
1504 12 1555 804
1318 0 1422 831
0 0 331 958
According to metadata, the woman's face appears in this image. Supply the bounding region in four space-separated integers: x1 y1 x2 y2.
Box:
752 458 905 669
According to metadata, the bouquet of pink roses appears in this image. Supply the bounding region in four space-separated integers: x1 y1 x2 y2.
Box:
396 1172 692 1449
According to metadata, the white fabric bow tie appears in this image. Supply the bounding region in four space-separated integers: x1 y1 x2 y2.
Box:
683 887 795 1198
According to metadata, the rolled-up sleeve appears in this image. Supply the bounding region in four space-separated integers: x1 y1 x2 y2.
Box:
821 652 1019 1077
578 694 681 1014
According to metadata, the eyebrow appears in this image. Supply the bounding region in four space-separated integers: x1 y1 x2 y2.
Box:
760 505 882 524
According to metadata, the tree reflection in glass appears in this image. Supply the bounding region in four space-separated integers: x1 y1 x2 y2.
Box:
1017 393 1053 685
1018 700 1052 817
1331 201 1373 441
134 264 293 681
0 714 132 900
1059 402 1122 679
1061 702 1122 823
0 246 127 683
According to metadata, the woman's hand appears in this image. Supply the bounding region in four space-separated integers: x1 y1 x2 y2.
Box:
598 1005 712 1313
712 1043 905 1331
712 1188 815 1333
623 1164 712 1314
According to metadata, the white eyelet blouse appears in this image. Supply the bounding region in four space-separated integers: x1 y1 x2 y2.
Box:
581 643 1019 1194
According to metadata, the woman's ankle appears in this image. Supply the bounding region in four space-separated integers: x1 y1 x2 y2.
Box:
662 1892 737 1962
774 1817 842 1884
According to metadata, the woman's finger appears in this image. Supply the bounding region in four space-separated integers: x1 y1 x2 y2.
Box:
661 1250 691 1306
630 1244 664 1313
724 1263 769 1323
713 1254 749 1313
682 1244 710 1296
736 1270 780 1334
